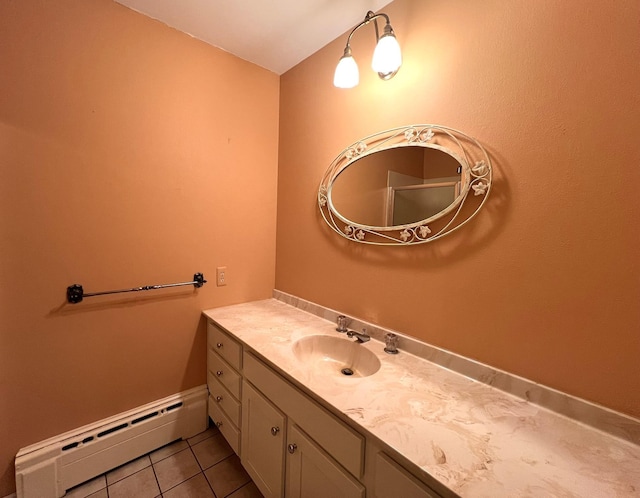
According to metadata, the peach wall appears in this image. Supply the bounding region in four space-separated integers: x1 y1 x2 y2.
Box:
277 0 640 423
0 1 278 495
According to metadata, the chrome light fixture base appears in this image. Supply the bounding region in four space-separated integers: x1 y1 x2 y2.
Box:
333 10 402 88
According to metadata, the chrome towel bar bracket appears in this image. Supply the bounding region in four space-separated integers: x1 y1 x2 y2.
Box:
66 273 207 304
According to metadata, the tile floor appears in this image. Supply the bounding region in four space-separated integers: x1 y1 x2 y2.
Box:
65 425 263 498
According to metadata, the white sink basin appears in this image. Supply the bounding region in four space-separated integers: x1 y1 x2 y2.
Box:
292 335 381 378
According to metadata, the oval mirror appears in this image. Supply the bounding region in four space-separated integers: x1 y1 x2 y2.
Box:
318 125 492 245
330 145 465 227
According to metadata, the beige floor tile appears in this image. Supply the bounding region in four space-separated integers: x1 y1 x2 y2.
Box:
227 481 264 498
162 473 215 498
65 475 106 497
150 439 189 463
56 423 264 498
86 490 108 498
204 455 250 498
187 426 219 446
108 466 160 498
106 454 151 485
192 433 234 470
153 448 201 492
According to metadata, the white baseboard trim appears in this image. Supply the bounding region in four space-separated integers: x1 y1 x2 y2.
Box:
15 385 208 498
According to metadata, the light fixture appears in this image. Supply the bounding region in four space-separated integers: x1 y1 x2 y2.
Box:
333 11 402 89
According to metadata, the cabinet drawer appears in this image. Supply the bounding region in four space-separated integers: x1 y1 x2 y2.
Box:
209 395 241 455
243 352 364 479
374 453 439 498
208 349 242 398
207 371 241 426
208 322 242 370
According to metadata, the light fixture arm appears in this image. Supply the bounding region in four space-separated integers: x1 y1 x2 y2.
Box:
344 11 391 50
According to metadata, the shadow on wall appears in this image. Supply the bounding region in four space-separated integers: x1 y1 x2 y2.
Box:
183 314 209 391
47 288 201 317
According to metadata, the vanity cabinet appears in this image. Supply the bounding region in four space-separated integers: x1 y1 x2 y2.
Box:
205 319 443 498
371 452 439 498
206 322 242 454
242 351 365 498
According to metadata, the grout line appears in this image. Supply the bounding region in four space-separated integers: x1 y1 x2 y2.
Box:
224 481 246 498
150 458 163 498
151 439 186 465
198 448 218 498
189 444 219 497
191 444 205 472
153 448 194 495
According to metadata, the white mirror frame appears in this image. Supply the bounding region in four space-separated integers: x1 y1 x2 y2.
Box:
318 124 492 245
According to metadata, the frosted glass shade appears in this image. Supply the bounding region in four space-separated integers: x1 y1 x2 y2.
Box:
334 55 359 88
371 34 402 75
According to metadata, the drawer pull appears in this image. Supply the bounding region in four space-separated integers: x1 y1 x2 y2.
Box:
215 421 223 428
271 426 280 436
216 396 223 402
216 342 223 348
216 370 223 376
288 443 297 454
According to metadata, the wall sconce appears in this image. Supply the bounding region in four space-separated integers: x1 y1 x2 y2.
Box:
334 10 402 89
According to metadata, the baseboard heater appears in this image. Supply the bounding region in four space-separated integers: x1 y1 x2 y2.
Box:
15 385 208 498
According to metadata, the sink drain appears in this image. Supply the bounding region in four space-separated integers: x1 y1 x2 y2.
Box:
341 367 354 376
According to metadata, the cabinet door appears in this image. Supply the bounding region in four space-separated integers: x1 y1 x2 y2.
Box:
241 381 286 498
286 424 364 498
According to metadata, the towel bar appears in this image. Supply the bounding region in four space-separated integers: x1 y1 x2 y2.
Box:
66 273 207 304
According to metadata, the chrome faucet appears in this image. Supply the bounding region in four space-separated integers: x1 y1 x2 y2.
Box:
347 328 370 343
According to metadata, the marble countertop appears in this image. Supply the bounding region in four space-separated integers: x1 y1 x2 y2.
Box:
203 298 640 497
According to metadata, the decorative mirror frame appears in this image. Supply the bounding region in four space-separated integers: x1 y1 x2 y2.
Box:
318 124 492 245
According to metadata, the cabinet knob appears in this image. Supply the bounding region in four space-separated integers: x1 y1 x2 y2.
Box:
215 421 223 428
216 396 222 402
216 342 223 348
271 426 280 436
287 443 297 454
216 370 223 376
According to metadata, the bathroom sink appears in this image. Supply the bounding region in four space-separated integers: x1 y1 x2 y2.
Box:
292 335 381 378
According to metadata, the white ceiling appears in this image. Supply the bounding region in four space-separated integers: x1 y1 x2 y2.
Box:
114 0 394 75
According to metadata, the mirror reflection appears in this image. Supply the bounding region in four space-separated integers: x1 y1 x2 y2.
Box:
330 146 462 227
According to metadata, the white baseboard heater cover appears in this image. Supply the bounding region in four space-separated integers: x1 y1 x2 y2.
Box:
15 385 208 498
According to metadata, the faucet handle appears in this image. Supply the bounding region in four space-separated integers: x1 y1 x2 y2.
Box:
384 333 399 354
